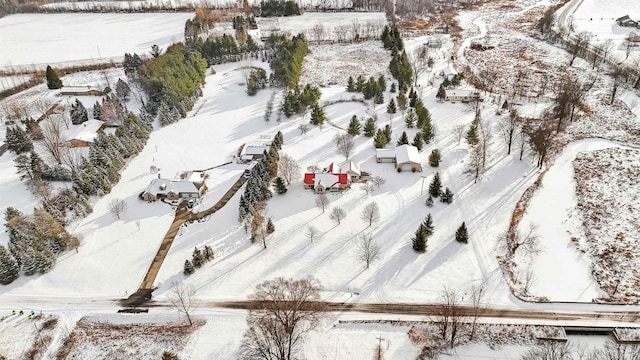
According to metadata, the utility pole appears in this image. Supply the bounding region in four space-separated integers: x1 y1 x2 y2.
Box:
376 335 385 360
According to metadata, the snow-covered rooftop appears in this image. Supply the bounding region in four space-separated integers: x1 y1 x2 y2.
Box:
395 145 420 164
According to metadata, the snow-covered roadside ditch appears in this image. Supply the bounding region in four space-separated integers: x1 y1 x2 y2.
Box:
519 138 635 302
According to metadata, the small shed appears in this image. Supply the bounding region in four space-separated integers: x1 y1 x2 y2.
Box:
395 145 422 172
375 149 396 163
68 119 105 147
444 90 480 103
345 160 361 182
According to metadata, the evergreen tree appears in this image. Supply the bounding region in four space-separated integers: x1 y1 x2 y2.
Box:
310 104 326 126
412 224 427 253
428 149 442 167
429 172 442 198
397 92 407 112
183 259 195 275
5 126 33 154
373 129 387 148
436 83 446 101
383 124 392 144
346 76 356 92
455 222 469 244
35 249 55 274
192 247 204 268
0 245 19 285
238 195 249 221
266 218 275 234
404 109 416 128
422 214 434 237
356 75 365 92
373 92 384 105
390 82 396 93
246 77 258 96
426 194 434 207
466 120 479 145
409 88 417 107
70 99 89 125
397 131 409 146
440 187 454 204
14 154 34 181
274 131 284 150
4 207 21 222
93 101 102 119
45 65 63 89
363 117 377 137
378 75 386 92
347 115 361 136
387 98 397 114
203 245 214 261
274 176 287 194
412 132 424 151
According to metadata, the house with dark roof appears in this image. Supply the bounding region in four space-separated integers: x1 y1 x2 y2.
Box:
616 15 639 28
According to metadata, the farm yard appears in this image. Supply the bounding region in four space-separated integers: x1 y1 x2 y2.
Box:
1 0 640 358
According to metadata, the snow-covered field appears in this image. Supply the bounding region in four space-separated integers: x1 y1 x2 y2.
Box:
1 3 640 358
570 0 640 62
0 13 191 69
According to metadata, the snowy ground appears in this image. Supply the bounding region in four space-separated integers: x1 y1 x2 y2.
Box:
0 13 191 70
571 0 640 62
1 4 640 358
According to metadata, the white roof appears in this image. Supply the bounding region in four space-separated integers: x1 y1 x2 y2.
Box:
244 145 268 156
315 173 340 188
445 89 477 97
395 145 420 164
347 160 360 175
144 178 199 196
177 170 204 183
375 149 396 158
69 119 104 142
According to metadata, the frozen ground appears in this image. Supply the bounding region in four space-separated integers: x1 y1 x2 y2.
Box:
0 13 191 69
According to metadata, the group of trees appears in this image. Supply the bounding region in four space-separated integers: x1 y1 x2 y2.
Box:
412 214 434 253
183 245 214 275
346 75 387 103
0 207 79 284
258 0 300 17
239 277 325 360
426 172 454 206
267 34 308 89
138 42 207 119
281 84 320 118
246 69 268 96
238 132 284 247
199 34 259 66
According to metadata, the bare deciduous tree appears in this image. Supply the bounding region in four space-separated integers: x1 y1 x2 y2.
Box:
239 277 325 360
306 226 319 242
360 202 380 227
408 45 430 87
524 116 554 168
362 182 375 195
60 146 84 173
499 108 520 155
334 133 355 160
521 268 536 297
108 198 128 219
469 284 485 340
568 31 592 66
437 287 466 348
453 124 466 145
478 120 492 168
501 223 541 259
40 117 67 164
522 341 572 360
315 194 329 213
311 23 325 44
298 123 310 135
468 144 484 184
167 281 198 326
356 233 380 269
372 176 386 188
277 153 300 185
329 207 346 225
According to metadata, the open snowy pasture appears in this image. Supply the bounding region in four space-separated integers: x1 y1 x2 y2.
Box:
57 314 201 359
572 147 640 302
571 0 640 61
256 11 386 39
0 13 191 69
301 40 390 87
41 0 351 11
0 312 60 360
